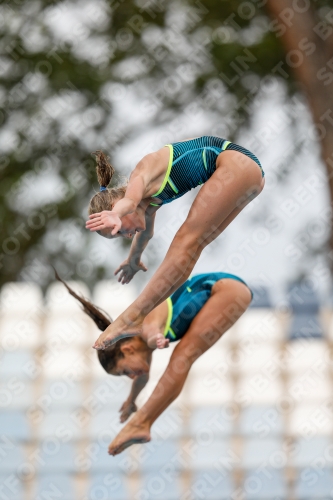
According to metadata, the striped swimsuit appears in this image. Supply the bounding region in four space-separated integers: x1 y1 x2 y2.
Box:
164 272 252 342
151 136 264 206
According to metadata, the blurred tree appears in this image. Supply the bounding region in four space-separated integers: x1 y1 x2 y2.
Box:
265 0 333 268
1 0 333 287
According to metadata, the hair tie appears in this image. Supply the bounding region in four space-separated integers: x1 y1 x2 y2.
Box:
100 186 107 192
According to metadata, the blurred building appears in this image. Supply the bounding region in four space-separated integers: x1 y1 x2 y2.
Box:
0 280 333 499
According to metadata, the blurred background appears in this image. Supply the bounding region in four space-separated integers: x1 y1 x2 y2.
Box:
1 0 333 498
1 0 333 300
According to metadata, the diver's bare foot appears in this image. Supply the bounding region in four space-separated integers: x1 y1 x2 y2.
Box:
156 333 169 349
93 330 136 350
108 415 151 456
93 318 143 350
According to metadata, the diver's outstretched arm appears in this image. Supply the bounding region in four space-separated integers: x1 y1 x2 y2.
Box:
119 373 149 423
108 279 252 455
115 211 156 284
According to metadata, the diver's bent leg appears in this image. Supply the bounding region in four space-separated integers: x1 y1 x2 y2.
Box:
94 154 263 350
108 280 252 455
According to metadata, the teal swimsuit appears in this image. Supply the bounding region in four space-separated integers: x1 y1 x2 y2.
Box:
151 136 264 206
164 272 252 342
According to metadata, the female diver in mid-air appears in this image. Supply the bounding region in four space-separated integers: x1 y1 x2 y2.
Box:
56 270 252 455
85 136 264 349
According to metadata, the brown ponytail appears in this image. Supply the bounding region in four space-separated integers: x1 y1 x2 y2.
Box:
93 151 115 188
88 150 127 215
54 269 129 373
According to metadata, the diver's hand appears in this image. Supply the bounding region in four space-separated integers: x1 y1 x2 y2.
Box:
115 259 147 284
146 332 170 349
86 211 121 235
119 399 137 423
155 333 169 349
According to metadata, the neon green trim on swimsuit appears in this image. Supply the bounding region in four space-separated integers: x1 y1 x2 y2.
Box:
150 203 160 206
152 144 173 198
222 140 231 150
187 286 192 293
169 326 176 339
164 297 176 338
167 177 178 194
202 149 207 170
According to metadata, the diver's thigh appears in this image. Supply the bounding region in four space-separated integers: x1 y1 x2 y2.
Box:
177 156 263 249
174 280 251 364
